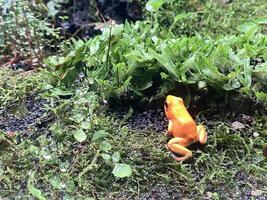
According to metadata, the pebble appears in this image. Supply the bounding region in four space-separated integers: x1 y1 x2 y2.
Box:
231 121 245 131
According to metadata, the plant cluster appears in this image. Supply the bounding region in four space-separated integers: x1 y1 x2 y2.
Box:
0 0 59 66
0 69 47 108
144 0 267 36
0 84 135 199
45 19 267 104
1 85 266 198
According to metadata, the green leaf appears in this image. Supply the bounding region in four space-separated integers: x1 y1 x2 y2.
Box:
89 39 100 55
49 176 61 189
28 145 39 156
112 151 121 163
101 153 111 161
100 141 112 152
149 48 180 81
135 71 154 91
73 129 87 142
145 0 165 12
238 22 258 33
72 114 84 123
254 16 267 24
92 130 109 142
49 88 73 97
66 180 76 193
27 180 46 200
174 13 192 23
112 163 132 178
81 121 91 130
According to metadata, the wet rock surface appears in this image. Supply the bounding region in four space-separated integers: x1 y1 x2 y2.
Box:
0 96 50 133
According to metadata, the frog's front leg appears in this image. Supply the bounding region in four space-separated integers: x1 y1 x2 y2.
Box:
197 124 207 144
167 137 192 161
165 120 173 137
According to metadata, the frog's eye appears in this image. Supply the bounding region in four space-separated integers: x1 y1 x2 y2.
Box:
164 101 168 108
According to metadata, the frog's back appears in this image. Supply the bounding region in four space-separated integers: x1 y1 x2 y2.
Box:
172 118 198 139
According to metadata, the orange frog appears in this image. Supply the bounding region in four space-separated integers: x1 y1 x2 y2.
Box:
164 95 207 161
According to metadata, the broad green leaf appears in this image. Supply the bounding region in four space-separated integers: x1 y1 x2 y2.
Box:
28 145 39 156
49 88 73 97
238 22 258 33
89 39 100 55
73 129 87 142
100 141 112 152
50 176 61 189
112 151 121 163
27 184 46 200
66 180 76 193
72 114 84 123
174 13 192 23
101 153 111 161
43 56 65 68
254 16 267 24
81 121 91 130
27 179 46 200
92 130 109 141
145 0 165 12
112 163 132 178
149 48 180 81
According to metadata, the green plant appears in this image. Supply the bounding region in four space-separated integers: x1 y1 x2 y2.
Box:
47 87 133 178
143 0 267 37
0 69 49 108
0 0 59 66
45 20 267 102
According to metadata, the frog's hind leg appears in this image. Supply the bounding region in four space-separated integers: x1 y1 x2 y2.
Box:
167 138 192 161
197 125 207 144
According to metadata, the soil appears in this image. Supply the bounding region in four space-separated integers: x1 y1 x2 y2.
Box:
0 96 52 141
111 107 168 133
110 91 266 135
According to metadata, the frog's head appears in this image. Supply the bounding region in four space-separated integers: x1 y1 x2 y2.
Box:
164 95 184 119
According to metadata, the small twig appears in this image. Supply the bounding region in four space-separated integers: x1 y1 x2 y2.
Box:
11 3 22 57
93 0 107 23
22 11 33 67
78 149 100 180
105 21 113 72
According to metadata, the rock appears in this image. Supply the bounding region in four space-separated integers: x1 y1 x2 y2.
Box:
221 0 233 4
231 121 245 131
238 114 253 125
